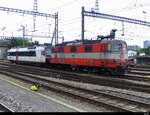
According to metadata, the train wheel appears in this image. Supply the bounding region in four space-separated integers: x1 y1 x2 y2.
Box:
71 65 77 71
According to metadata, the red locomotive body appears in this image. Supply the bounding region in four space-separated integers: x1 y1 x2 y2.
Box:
50 39 130 75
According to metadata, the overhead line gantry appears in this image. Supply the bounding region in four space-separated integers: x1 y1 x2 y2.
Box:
81 6 150 42
0 5 58 45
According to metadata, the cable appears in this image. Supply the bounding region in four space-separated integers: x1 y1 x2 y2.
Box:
104 1 150 14
49 0 80 12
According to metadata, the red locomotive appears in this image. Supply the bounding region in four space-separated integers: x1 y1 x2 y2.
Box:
50 39 130 75
7 29 131 75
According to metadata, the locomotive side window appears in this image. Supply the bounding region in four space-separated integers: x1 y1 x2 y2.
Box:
58 47 64 53
112 44 120 52
85 45 92 52
29 51 36 56
70 46 76 52
9 52 16 56
122 43 127 53
12 52 16 56
24 52 29 56
18 51 36 56
108 44 112 52
18 52 23 56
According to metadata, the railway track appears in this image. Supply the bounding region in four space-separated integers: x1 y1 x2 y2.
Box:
128 66 150 76
1 62 150 93
2 61 150 86
0 67 150 112
0 62 150 111
0 103 14 112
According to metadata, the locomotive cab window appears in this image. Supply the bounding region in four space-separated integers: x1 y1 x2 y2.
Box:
85 45 92 52
70 46 76 52
112 44 120 52
8 52 16 56
7 52 10 56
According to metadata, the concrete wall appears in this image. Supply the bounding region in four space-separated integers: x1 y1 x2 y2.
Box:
136 56 150 65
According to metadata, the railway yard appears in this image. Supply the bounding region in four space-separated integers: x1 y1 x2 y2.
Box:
0 60 150 112
1 0 150 113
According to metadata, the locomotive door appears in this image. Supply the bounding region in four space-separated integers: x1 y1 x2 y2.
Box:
101 44 107 66
36 50 41 62
120 43 124 59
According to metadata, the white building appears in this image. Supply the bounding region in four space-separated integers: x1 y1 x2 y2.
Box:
128 50 137 57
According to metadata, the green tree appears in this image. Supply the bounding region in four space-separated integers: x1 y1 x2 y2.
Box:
8 38 39 49
137 46 150 56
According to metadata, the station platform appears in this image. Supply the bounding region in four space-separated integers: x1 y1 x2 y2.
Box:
0 75 88 112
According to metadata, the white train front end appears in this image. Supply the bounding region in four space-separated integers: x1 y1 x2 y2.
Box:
7 46 50 64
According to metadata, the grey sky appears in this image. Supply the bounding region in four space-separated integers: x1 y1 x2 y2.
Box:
0 0 150 47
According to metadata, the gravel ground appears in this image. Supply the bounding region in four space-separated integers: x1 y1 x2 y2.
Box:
0 77 80 112
0 74 100 112
36 74 150 103
1 71 150 112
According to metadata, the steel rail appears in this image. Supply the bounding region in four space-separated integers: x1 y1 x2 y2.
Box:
1 62 150 93
0 103 14 112
0 67 150 112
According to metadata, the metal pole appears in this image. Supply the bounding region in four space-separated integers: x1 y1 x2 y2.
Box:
49 24 51 37
143 11 147 21
21 25 25 47
55 14 57 45
57 12 58 44
81 7 84 42
62 36 64 43
55 12 58 45
122 21 124 36
33 0 38 32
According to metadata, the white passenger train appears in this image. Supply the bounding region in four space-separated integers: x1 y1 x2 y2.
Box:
7 46 51 64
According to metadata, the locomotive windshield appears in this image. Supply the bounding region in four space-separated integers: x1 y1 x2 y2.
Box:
109 42 127 53
112 44 120 52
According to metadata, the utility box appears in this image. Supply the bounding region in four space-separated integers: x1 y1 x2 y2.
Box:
0 47 8 59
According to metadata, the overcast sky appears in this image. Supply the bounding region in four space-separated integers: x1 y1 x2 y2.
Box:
0 0 150 47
